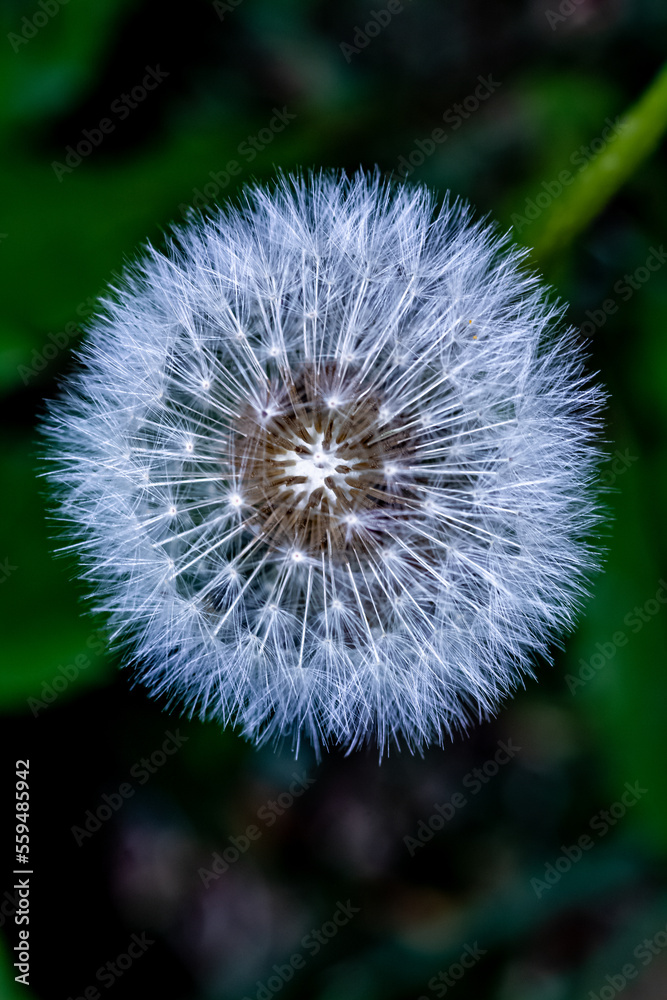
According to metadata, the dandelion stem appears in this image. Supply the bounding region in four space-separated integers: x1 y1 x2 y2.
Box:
529 60 667 259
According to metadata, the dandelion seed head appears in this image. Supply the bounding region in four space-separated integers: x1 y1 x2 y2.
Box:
42 170 604 756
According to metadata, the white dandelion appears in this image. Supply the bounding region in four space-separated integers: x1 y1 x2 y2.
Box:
43 170 604 755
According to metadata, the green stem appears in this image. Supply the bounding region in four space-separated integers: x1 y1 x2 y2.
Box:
529 60 667 259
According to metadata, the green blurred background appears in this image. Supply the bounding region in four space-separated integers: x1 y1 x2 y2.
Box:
1 1 667 998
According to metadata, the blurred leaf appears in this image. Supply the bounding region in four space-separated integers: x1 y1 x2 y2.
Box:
0 435 111 709
0 0 134 133
0 107 351 394
569 438 667 848
530 61 667 258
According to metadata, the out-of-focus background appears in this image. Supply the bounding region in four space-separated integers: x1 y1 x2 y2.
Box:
1 2 667 998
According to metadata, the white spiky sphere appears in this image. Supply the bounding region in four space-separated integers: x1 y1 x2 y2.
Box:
43 171 603 754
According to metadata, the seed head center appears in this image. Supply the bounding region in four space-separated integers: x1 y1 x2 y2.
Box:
277 431 357 508
232 364 417 555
